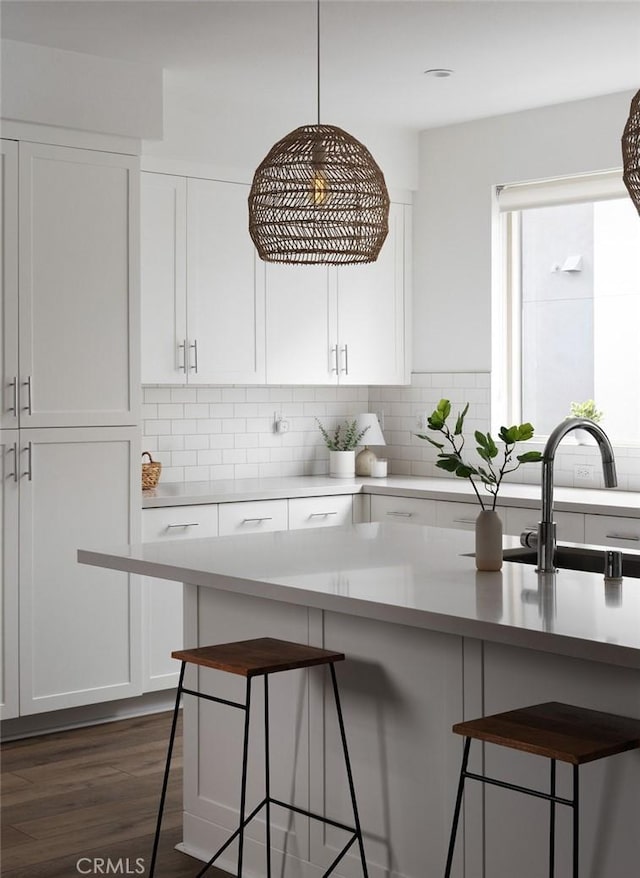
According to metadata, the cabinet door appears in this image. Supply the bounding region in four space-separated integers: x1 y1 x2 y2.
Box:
265 264 337 384
19 427 142 714
218 499 288 535
1 141 19 429
336 202 407 385
370 494 436 525
142 504 219 691
436 500 479 531
1 431 19 719
18 143 139 427
187 178 265 383
584 513 640 549
288 494 353 529
141 173 188 383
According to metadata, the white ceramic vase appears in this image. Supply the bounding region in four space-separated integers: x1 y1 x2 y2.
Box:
475 509 503 572
329 450 356 479
573 428 596 446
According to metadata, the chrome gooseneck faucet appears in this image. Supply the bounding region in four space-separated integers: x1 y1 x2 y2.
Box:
537 418 617 573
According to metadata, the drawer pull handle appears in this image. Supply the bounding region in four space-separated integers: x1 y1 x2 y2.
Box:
453 518 476 525
309 511 337 518
166 523 200 529
242 517 273 523
386 511 413 517
605 533 639 542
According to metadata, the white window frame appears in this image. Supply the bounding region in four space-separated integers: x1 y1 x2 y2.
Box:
491 168 629 437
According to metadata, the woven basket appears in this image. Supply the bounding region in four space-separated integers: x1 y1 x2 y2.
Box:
142 451 162 491
622 89 640 216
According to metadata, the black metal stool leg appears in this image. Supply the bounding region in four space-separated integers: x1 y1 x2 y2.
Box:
444 736 472 878
264 674 272 878
237 677 252 878
149 661 186 878
329 663 368 878
549 758 556 878
572 766 580 878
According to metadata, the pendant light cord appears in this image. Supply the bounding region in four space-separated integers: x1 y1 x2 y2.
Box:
316 0 321 125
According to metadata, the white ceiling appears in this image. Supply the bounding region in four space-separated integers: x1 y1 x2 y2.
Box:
2 0 639 131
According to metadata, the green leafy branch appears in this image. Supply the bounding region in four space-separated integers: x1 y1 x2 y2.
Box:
316 418 369 451
416 399 543 511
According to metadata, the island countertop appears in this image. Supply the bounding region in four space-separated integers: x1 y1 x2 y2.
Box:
79 522 640 669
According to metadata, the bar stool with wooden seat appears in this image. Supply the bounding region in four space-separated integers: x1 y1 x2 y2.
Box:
443 701 640 878
149 637 368 878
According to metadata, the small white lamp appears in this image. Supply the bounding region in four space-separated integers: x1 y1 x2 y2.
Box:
354 413 386 476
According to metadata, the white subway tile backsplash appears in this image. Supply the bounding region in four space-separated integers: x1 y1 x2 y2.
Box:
142 378 637 486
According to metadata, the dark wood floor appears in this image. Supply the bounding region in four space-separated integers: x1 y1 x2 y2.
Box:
1 711 225 877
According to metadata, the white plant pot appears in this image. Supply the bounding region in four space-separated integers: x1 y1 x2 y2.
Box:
573 428 596 446
329 450 356 479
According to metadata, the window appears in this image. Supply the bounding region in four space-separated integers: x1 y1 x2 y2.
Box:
493 171 640 444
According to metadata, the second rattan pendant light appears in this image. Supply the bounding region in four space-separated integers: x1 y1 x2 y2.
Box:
248 0 390 264
622 88 640 216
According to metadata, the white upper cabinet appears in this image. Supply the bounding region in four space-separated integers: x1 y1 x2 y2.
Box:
1 141 19 430
141 172 266 384
265 263 336 384
264 201 410 385
17 142 139 427
140 173 187 383
336 201 409 385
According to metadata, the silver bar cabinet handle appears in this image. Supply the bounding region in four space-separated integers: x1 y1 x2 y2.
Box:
189 339 198 373
605 533 639 542
330 345 339 374
242 517 273 523
9 442 18 482
340 344 349 374
386 510 412 518
9 377 18 416
23 442 33 481
178 340 186 371
23 376 32 415
166 522 200 529
453 518 476 526
309 511 337 518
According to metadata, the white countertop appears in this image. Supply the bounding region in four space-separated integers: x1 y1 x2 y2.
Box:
142 474 640 516
79 522 640 670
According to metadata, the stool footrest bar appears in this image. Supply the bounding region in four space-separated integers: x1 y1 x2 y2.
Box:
181 686 246 710
269 797 359 833
194 799 268 878
464 771 574 807
322 834 358 878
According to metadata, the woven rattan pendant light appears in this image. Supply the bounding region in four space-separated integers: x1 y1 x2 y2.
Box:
248 0 390 264
622 88 640 216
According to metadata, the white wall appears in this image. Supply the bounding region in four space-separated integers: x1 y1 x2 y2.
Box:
142 70 419 190
413 90 636 372
0 39 163 139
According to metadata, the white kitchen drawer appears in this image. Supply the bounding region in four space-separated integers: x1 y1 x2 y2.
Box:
142 504 219 540
436 500 479 531
504 506 584 542
585 513 640 549
370 494 436 525
288 494 353 530
218 499 288 535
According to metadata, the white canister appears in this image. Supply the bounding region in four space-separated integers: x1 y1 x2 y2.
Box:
371 459 388 478
329 450 356 478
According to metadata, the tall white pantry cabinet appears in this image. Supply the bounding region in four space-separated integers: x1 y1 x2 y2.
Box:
1 138 141 719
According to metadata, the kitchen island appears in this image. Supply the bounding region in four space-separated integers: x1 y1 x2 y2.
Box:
79 523 640 878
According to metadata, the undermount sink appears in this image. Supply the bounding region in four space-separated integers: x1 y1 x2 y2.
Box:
503 545 640 579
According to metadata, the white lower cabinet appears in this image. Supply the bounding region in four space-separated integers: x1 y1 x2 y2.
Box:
1 431 19 719
19 428 141 715
142 504 219 691
584 513 640 549
218 499 288 536
288 494 353 530
370 494 437 525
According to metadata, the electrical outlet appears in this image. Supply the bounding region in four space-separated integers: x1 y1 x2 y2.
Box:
574 463 595 483
376 411 385 431
416 411 429 431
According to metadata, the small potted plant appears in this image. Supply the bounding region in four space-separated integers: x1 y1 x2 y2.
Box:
316 418 369 478
416 400 542 571
568 400 603 445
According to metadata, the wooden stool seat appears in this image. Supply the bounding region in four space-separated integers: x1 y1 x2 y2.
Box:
452 701 640 765
172 637 344 677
